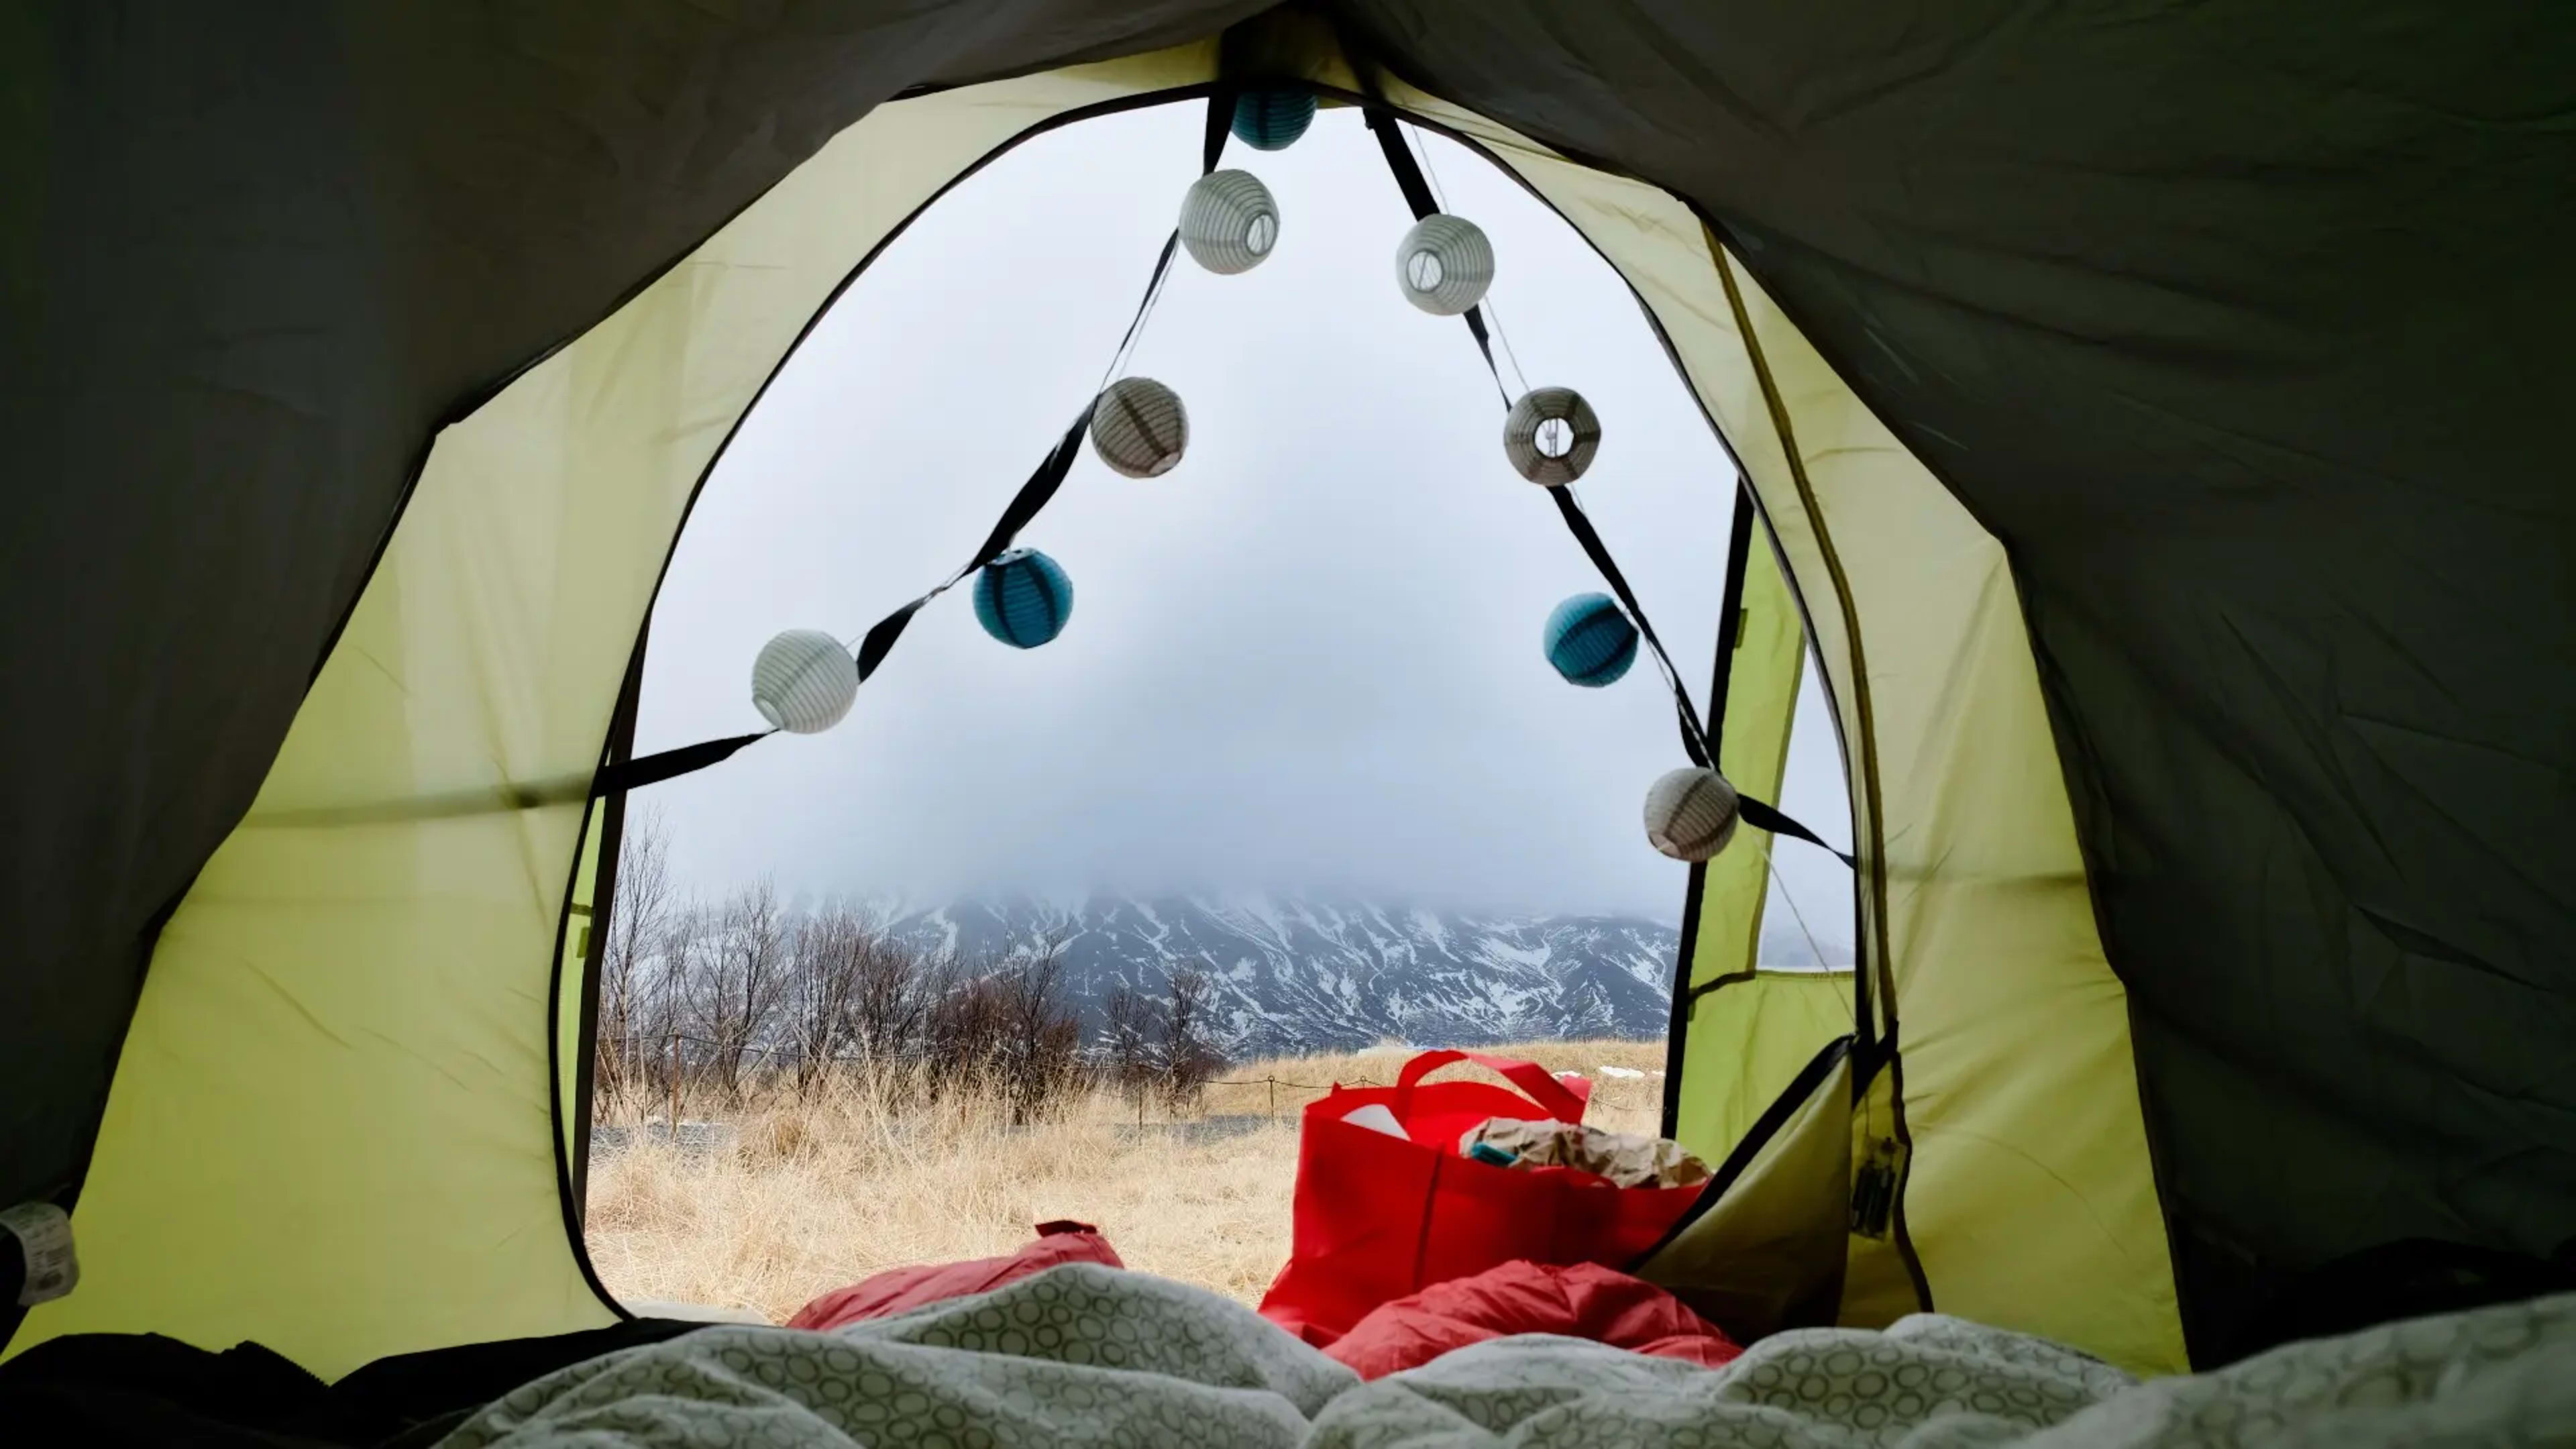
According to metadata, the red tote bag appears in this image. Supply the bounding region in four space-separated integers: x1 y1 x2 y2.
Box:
1257 1049 1705 1346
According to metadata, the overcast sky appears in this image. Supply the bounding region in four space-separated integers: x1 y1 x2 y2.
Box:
637 103 1852 938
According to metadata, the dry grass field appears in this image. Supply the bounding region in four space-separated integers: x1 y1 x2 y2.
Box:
584 1038 1668 1323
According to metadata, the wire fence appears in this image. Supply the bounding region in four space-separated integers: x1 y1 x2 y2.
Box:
610 1032 1381 1083
602 1030 1393 1124
1201 1075 1381 1118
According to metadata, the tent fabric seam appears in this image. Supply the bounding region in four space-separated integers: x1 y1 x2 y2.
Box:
1708 241 1896 1052
534 78 1238 1324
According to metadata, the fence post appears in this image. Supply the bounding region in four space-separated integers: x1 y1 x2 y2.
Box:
1267 1075 1277 1118
667 1032 680 1138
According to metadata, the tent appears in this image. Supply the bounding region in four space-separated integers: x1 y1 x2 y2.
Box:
5 1 2570 1389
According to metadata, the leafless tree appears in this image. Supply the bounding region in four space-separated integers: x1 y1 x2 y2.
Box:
907 932 1085 1121
992 942 1084 1124
594 805 674 1102
649 902 708 1115
1100 985 1159 1109
922 949 998 1085
785 902 873 1093
695 879 790 1102
590 851 1098 1119
1161 965 1224 1109
849 932 934 1071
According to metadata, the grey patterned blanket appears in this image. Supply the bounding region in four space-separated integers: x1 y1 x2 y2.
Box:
439 1265 2574 1446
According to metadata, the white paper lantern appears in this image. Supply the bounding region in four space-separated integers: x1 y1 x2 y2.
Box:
1395 213 1493 315
1643 766 1740 862
1179 169 1279 274
1503 386 1602 486
750 629 858 735
1091 376 1189 478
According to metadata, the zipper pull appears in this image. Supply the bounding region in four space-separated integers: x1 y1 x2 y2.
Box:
1850 1136 1900 1240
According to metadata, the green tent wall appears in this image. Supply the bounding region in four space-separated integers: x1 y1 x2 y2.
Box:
4 2 2569 1373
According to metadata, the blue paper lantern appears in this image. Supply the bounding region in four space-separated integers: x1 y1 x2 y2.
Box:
1231 89 1316 151
1543 593 1638 687
973 548 1074 649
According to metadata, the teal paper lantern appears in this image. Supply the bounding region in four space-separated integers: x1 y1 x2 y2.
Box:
1543 593 1638 687
1231 89 1316 151
973 548 1074 649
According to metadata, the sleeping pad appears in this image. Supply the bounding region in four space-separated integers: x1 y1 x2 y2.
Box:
437 1263 2576 1446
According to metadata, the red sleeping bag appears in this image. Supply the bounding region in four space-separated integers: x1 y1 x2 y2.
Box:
1324 1260 1742 1379
785 1220 1122 1331
785 1228 1737 1384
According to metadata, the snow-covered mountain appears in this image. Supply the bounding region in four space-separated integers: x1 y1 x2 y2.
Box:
877 896 1683 1057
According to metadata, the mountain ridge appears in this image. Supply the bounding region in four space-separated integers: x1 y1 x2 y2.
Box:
853 893 1847 1057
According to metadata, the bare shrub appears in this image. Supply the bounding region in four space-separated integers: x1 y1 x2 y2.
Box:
848 929 932 1070
911 936 1086 1124
591 845 1094 1124
991 946 1086 1125
1101 986 1159 1110
921 956 1003 1096
694 880 790 1103
1161 965 1225 1110
645 904 708 1117
784 904 869 1093
595 806 674 1102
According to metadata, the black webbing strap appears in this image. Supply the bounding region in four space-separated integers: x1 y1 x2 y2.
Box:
1739 796 1849 865
1202 76 1234 174
593 729 769 796
1355 93 1851 865
1363 107 1509 407
1549 486 1852 865
1548 486 1713 771
854 402 1098 682
596 90 1235 800
858 87 1228 684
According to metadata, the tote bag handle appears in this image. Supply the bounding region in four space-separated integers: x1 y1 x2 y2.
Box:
1392 1049 1591 1126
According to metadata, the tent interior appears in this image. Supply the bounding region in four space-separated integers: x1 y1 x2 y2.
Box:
4 2 2571 1438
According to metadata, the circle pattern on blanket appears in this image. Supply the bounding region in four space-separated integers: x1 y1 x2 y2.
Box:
443 1286 2574 1448
466 1271 1319 1446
